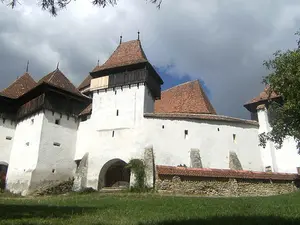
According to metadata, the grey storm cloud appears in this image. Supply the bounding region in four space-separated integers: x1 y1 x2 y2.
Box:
0 0 300 119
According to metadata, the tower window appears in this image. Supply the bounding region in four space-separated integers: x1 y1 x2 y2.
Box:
116 110 119 116
55 119 60 125
162 125 165 129
31 119 34 125
184 130 188 139
217 128 220 131
233 134 236 143
53 142 61 147
112 131 115 137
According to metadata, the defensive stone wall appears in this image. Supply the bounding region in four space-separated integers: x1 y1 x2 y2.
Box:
155 166 299 197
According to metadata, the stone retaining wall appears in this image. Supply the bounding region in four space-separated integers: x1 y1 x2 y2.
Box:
155 166 299 197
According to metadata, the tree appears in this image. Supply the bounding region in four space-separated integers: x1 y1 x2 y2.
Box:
2 0 162 16
260 31 300 152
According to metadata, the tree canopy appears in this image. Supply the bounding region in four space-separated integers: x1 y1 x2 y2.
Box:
2 0 162 16
260 31 300 152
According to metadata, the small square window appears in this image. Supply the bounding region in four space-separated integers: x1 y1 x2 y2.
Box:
55 119 60 125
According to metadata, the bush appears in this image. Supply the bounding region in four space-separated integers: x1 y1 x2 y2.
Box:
126 159 148 192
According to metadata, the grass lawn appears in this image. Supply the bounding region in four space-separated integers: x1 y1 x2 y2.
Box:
1 191 300 225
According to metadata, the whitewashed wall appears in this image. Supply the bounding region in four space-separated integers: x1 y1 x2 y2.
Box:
6 112 44 195
75 84 153 189
75 83 264 190
257 107 300 173
143 117 263 171
275 137 300 173
30 110 78 190
0 118 15 164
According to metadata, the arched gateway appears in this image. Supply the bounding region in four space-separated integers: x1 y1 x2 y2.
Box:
98 159 130 190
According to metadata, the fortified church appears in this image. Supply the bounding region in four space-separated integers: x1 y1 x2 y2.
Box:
0 37 299 195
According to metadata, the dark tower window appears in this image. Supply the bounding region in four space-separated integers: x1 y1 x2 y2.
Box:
55 119 60 125
116 110 119 116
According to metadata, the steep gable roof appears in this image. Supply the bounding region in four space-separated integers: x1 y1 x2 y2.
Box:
1 72 36 99
38 69 82 96
154 80 216 114
245 85 280 106
93 40 148 72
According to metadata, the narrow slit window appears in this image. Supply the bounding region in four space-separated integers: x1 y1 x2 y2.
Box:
162 125 165 129
184 130 188 139
31 119 34 125
116 110 119 116
112 131 115 137
233 134 236 143
5 136 12 140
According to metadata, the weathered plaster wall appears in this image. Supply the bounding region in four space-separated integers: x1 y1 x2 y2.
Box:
143 117 263 171
6 112 44 195
30 110 78 191
156 176 298 197
0 118 15 164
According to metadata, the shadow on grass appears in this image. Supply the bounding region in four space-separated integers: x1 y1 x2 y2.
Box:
139 216 300 225
0 203 96 220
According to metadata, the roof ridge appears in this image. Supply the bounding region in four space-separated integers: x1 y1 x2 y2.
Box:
161 80 197 92
1 72 30 92
195 80 217 114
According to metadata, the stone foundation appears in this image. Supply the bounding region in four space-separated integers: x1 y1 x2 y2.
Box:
156 176 298 197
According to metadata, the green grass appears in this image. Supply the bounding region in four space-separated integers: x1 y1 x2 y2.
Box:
1 191 300 225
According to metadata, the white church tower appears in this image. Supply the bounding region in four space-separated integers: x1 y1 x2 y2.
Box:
75 37 163 190
244 86 300 173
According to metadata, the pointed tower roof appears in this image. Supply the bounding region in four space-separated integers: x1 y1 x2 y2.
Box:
245 85 280 105
93 40 148 73
38 69 82 96
154 80 216 114
1 72 36 99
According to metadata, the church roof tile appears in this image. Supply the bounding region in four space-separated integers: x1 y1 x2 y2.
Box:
38 69 83 96
156 165 299 181
92 40 148 72
154 80 216 115
1 72 36 99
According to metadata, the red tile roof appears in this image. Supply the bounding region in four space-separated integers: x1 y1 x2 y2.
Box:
93 40 148 72
1 72 36 99
245 85 280 105
38 69 82 96
144 113 258 126
154 80 216 114
156 165 299 181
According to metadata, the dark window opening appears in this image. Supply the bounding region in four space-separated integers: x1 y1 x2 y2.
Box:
184 130 188 139
55 119 60 125
116 110 119 116
233 134 236 143
53 142 61 147
112 131 115 137
52 169 55 173
162 125 165 129
5 136 12 140
217 128 220 131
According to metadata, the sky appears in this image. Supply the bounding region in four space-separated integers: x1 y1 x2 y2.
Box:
1 0 300 119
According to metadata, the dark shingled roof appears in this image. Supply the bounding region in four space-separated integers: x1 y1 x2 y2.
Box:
157 165 300 181
93 40 148 72
38 69 82 96
154 80 216 115
245 85 280 105
78 66 100 91
1 72 36 99
144 113 258 126
79 103 92 116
